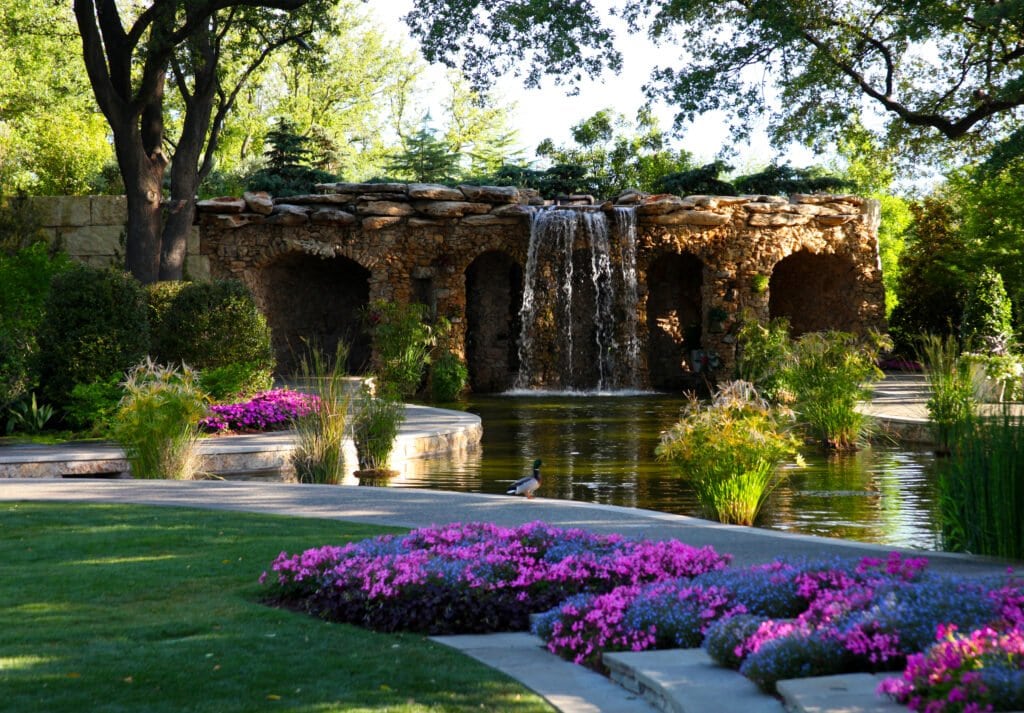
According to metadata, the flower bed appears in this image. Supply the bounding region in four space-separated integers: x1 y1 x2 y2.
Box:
260 521 729 635
200 389 319 433
261 522 1024 711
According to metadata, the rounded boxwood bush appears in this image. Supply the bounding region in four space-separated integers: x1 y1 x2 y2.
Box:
151 279 274 376
37 264 150 409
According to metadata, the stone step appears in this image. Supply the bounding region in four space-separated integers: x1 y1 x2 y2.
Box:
776 673 906 713
603 648 784 713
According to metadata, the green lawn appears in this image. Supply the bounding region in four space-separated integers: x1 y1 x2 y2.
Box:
0 503 554 712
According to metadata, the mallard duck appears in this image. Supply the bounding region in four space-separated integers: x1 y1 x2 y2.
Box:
506 459 542 498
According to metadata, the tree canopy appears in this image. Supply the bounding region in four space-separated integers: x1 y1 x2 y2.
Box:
406 0 1024 167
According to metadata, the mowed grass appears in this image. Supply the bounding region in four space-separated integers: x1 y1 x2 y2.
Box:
0 502 554 713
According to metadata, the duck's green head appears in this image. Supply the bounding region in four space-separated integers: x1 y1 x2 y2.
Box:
533 459 542 469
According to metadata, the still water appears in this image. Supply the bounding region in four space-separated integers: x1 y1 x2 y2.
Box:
388 395 942 551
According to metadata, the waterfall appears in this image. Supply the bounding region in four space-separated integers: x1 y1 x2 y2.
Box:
513 206 640 392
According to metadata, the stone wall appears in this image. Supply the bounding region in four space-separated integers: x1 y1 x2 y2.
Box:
198 183 885 391
27 195 208 279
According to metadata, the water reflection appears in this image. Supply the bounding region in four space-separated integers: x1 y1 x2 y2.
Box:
389 395 941 550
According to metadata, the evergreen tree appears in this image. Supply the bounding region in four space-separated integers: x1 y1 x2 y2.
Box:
386 118 461 183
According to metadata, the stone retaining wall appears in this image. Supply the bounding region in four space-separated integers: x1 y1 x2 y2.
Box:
27 195 208 279
197 183 885 391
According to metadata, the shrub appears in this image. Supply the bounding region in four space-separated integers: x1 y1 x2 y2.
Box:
36 264 150 410
365 300 436 399
150 280 274 377
961 267 1014 354
199 389 318 433
261 521 730 636
430 349 469 402
656 380 802 525
290 345 352 484
112 359 209 480
734 317 792 403
0 243 71 411
199 362 274 403
64 375 123 435
783 331 886 449
352 392 406 471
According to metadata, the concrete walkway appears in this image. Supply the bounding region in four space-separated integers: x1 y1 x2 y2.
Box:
0 374 1018 713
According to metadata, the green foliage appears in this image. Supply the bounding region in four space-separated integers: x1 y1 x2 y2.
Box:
533 108 693 197
290 344 352 485
0 243 70 410
732 164 850 196
889 195 971 354
64 375 124 435
150 280 274 377
920 334 976 454
430 350 469 402
940 408 1024 559
656 381 802 525
656 161 736 196
366 300 437 399
783 331 885 450
245 118 339 197
112 359 209 480
960 267 1014 353
199 362 274 404
960 352 1023 404
734 317 792 403
5 392 54 435
0 194 49 255
353 391 406 471
385 117 462 184
407 2 1024 168
36 264 150 411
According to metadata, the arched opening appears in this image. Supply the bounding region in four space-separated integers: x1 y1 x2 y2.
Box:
769 251 859 336
646 252 704 390
465 251 523 392
258 253 371 374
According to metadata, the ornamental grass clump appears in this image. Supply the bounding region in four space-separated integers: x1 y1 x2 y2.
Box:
260 521 729 635
199 389 319 433
656 380 802 525
783 330 886 450
352 388 405 473
289 345 352 484
112 358 208 479
921 333 975 454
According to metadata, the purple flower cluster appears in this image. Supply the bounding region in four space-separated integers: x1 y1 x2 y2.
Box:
260 521 730 635
199 389 319 433
534 579 745 668
878 624 1024 713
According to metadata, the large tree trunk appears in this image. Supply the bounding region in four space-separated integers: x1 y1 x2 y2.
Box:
114 125 167 284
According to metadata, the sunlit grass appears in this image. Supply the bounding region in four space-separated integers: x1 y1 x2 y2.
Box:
0 503 554 713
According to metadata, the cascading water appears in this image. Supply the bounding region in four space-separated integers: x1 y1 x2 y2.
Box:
514 206 642 392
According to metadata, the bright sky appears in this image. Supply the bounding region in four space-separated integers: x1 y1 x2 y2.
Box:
368 2 818 171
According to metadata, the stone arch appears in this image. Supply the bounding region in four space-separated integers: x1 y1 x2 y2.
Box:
465 250 524 392
769 250 859 336
646 252 704 390
256 252 371 374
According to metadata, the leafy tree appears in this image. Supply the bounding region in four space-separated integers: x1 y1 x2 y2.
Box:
245 118 337 195
442 74 525 176
74 0 338 283
961 267 1014 353
385 117 462 184
210 1 423 186
0 2 112 194
535 108 693 197
888 194 971 353
405 0 1024 167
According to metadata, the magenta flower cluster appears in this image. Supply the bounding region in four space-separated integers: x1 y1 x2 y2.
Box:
260 521 730 635
878 624 1024 713
199 389 319 433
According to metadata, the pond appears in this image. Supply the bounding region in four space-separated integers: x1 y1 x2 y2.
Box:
388 394 942 551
